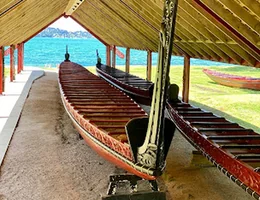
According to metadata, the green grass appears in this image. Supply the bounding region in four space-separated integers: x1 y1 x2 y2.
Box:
4 68 10 77
88 65 260 133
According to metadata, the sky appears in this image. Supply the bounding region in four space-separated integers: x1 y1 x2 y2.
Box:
49 17 86 32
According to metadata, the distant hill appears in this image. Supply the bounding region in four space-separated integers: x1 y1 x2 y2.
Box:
36 27 93 38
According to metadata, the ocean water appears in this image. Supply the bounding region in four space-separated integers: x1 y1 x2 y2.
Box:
4 37 233 67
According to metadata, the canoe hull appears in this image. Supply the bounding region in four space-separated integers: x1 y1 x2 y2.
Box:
167 101 260 198
59 61 156 180
96 64 152 105
203 69 260 90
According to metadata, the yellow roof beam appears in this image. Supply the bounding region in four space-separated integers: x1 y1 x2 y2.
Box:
65 0 85 16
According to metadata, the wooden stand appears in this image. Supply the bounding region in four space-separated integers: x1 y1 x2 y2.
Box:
102 174 166 200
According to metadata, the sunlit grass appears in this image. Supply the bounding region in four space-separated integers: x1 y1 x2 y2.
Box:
88 65 260 133
4 68 10 77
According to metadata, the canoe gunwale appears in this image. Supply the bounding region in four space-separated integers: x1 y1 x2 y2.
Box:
96 64 152 105
166 101 260 198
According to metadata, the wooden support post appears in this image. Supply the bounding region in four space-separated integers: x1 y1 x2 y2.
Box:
0 47 4 94
17 44 22 74
125 48 130 73
21 43 24 71
146 50 152 81
182 56 190 103
112 45 116 68
106 45 111 66
10 45 15 82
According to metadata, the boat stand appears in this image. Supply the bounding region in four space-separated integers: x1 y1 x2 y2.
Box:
102 174 166 200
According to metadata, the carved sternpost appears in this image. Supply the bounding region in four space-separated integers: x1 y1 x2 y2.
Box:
64 45 70 62
137 0 178 170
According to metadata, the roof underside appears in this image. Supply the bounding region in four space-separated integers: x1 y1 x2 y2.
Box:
0 0 259 67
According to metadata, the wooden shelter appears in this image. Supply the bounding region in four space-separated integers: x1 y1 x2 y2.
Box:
0 0 260 198
0 0 259 97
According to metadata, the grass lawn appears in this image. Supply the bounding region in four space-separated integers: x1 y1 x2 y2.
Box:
4 67 10 77
88 65 260 133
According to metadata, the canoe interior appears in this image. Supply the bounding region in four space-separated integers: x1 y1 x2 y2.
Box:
167 101 260 198
96 64 153 105
58 61 158 180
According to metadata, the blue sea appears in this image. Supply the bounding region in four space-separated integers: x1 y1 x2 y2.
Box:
5 37 233 67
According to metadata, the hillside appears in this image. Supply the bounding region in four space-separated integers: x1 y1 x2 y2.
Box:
36 27 93 38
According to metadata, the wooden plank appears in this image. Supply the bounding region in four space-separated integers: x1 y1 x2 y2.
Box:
146 50 152 81
10 45 15 82
0 47 4 94
125 48 130 73
182 56 190 103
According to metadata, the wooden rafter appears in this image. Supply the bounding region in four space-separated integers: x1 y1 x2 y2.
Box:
194 0 260 56
0 0 25 17
64 0 85 16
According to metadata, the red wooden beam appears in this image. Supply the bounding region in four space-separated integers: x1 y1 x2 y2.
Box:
182 56 190 103
10 45 15 82
146 50 152 81
112 45 116 68
193 0 260 56
0 47 4 94
21 43 24 71
17 44 22 74
23 14 64 43
70 15 108 46
106 45 111 66
125 48 130 73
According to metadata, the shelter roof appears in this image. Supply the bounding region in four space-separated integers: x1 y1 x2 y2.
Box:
0 0 259 67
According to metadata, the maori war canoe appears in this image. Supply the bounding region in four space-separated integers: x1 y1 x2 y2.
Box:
58 0 178 180
203 68 260 90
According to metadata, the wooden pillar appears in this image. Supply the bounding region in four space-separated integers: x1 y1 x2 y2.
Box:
112 45 116 68
0 47 4 94
125 48 130 73
20 43 24 71
106 45 111 66
146 50 152 81
17 44 22 74
10 45 15 82
182 56 190 103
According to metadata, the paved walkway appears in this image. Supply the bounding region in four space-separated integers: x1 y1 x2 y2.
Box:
0 68 44 166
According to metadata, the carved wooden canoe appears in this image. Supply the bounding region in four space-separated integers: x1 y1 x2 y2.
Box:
96 63 260 198
203 68 260 90
96 64 153 105
58 61 157 180
166 100 260 199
